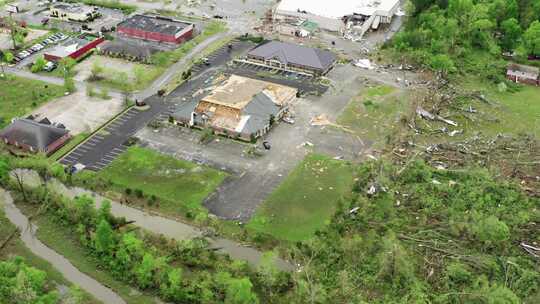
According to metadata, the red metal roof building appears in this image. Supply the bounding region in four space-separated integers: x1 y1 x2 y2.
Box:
44 34 104 61
117 14 194 44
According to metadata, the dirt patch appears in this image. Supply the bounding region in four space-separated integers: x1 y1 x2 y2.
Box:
30 90 124 135
0 28 49 49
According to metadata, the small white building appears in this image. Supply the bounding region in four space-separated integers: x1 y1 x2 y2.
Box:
50 3 99 22
274 0 401 33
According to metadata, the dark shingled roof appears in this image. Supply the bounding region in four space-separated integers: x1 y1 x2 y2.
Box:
241 92 280 134
248 41 336 71
100 40 158 59
171 100 199 122
0 119 69 151
117 14 192 36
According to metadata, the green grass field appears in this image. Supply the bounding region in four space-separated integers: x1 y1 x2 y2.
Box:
337 85 409 146
94 63 165 92
94 146 227 216
460 79 540 137
248 154 355 242
0 75 65 128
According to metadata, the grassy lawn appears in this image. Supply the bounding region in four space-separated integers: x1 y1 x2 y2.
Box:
0 198 99 304
247 154 355 242
457 77 540 137
90 146 227 216
13 201 155 304
94 64 165 92
0 75 65 128
49 133 89 161
337 85 409 146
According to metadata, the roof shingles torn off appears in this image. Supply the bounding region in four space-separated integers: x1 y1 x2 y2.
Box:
172 75 297 137
0 119 69 151
248 41 336 71
117 14 192 36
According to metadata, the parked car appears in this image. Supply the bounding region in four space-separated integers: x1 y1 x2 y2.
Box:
263 141 271 150
31 44 43 51
282 116 295 124
43 61 57 72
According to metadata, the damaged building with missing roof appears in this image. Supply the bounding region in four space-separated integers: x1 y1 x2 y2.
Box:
506 64 540 86
272 0 401 40
171 75 297 141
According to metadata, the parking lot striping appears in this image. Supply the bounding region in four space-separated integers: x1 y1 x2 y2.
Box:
87 138 102 143
75 146 90 152
69 151 82 157
108 151 122 156
63 157 78 163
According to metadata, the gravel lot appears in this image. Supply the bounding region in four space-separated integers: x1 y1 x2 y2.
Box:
30 90 124 135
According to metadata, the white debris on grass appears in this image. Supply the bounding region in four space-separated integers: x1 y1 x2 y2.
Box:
354 59 375 70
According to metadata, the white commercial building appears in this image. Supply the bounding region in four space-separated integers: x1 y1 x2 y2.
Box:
274 0 401 32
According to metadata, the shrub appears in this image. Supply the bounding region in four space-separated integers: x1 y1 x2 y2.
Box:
134 188 144 198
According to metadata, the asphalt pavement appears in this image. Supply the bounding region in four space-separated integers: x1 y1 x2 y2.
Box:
59 100 171 170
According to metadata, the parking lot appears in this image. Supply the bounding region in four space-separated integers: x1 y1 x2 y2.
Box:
59 99 172 170
12 32 69 68
61 132 129 171
226 61 329 95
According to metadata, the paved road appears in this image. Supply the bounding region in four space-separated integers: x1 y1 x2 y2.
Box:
133 32 229 101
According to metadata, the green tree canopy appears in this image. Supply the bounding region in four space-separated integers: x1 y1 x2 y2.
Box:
523 20 540 56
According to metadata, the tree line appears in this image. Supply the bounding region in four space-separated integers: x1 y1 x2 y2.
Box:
392 0 540 79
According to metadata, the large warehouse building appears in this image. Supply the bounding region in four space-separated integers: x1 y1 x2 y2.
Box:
117 14 195 44
274 0 401 33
